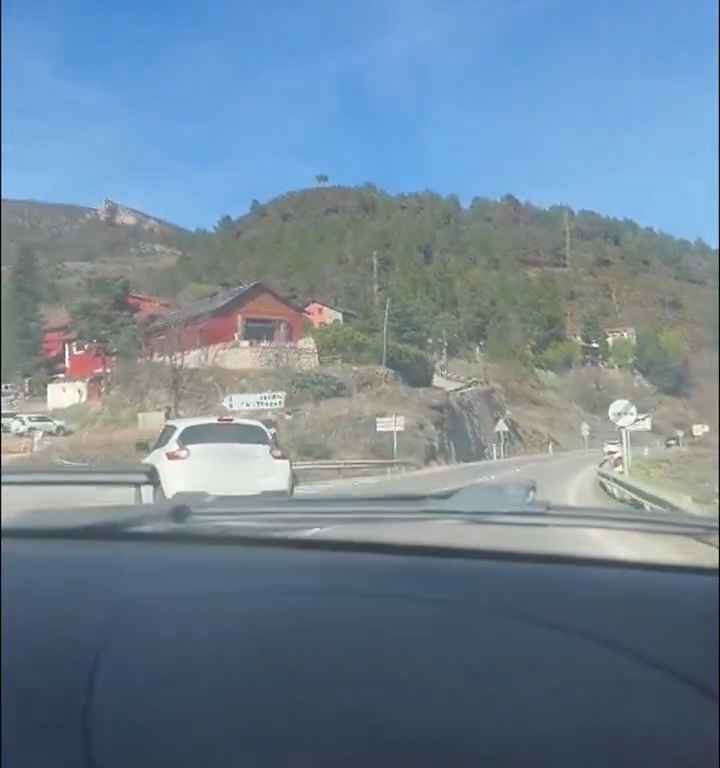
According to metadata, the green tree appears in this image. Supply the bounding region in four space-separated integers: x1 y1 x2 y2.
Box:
315 174 329 186
635 329 690 395
1 281 19 380
387 294 432 350
580 313 609 358
608 338 635 369
524 277 566 355
71 278 140 358
536 339 581 372
10 246 43 375
312 324 375 364
385 341 434 387
485 311 531 366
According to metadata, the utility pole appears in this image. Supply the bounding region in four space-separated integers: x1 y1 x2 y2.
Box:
382 297 390 369
372 251 379 311
563 209 572 269
441 328 448 375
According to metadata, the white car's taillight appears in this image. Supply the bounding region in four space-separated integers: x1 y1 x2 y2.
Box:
166 447 190 461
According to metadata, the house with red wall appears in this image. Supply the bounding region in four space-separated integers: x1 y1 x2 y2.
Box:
41 292 173 382
145 282 308 356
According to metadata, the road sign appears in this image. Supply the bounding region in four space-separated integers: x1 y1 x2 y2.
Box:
627 414 652 432
376 414 404 459
223 391 286 411
376 415 405 432
692 424 710 437
608 399 637 428
494 418 509 433
580 422 590 437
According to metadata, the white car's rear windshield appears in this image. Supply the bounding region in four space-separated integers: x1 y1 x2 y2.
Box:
178 423 270 446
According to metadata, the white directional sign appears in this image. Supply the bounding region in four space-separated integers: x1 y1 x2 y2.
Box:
223 391 287 411
580 422 591 437
692 424 710 437
494 418 510 433
627 414 652 432
608 399 637 428
376 415 405 432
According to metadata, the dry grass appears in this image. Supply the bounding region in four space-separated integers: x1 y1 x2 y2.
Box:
632 442 719 509
23 365 448 466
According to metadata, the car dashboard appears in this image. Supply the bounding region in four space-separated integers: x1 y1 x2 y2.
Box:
2 534 718 767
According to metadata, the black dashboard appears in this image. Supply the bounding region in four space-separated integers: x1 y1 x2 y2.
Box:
2 536 718 767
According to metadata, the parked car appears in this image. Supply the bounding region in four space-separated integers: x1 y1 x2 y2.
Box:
602 439 622 456
142 416 294 499
9 414 67 437
1 411 18 433
665 436 680 448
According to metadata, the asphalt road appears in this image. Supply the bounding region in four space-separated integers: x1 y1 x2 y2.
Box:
0 450 635 521
297 450 614 508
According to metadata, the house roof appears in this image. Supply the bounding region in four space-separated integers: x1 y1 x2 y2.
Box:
148 282 305 331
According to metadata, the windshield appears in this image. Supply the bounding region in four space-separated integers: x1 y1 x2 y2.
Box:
1 1 718 562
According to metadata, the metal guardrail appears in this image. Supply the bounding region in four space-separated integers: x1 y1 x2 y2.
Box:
596 466 692 515
293 459 419 472
1 465 159 504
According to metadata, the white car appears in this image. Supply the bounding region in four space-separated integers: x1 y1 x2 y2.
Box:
1 411 18 433
143 416 294 499
10 414 67 436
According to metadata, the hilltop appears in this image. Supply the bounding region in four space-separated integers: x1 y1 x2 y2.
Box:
1 198 187 303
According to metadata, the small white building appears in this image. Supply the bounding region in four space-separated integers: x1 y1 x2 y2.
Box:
47 380 88 411
605 326 637 348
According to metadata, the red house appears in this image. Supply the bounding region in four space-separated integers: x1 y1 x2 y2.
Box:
40 292 172 381
146 282 308 355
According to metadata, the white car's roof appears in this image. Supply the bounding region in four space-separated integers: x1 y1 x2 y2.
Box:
166 416 270 430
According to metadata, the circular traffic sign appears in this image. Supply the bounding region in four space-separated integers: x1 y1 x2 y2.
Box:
608 399 637 428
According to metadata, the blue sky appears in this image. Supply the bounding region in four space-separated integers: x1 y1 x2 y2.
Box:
2 0 718 243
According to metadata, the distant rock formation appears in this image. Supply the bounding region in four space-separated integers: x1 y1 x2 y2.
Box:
93 199 172 233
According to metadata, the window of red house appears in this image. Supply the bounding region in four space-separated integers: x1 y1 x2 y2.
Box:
242 319 277 342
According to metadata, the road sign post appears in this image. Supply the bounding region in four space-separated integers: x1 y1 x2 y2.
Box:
376 414 405 459
608 399 638 476
580 421 590 450
494 418 509 459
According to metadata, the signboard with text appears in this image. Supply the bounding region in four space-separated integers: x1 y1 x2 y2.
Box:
376 415 405 432
223 391 287 411
627 414 652 432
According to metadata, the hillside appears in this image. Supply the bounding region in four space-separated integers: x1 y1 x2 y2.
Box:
2 185 717 423
1 198 187 304
155 186 718 344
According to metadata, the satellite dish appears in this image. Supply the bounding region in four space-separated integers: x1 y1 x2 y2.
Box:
608 399 637 428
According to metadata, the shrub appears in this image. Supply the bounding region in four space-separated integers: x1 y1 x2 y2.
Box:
536 339 580 372
291 434 332 460
385 341 434 387
636 329 690 396
608 338 635 369
312 324 375 363
289 371 348 401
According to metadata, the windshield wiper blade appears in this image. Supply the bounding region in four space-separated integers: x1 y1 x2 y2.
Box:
0 482 540 535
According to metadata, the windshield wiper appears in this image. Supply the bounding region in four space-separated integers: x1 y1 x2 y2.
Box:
2 482 718 537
